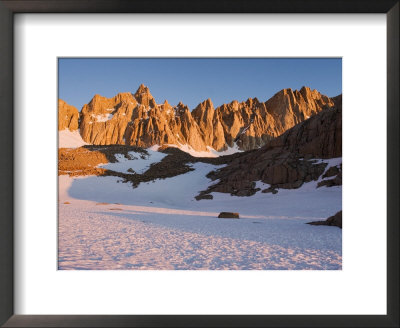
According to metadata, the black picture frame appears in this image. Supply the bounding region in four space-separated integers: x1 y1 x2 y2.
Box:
0 0 398 327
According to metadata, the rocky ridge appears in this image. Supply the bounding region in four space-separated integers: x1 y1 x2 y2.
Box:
58 99 79 131
59 84 338 152
58 98 342 198
196 99 342 198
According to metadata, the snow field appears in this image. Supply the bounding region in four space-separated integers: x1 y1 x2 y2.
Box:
58 154 342 270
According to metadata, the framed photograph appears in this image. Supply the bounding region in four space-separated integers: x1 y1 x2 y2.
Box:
1 0 398 327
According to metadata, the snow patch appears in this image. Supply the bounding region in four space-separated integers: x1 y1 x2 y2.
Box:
92 113 114 122
148 144 160 151
178 144 217 157
164 143 242 158
59 129 88 148
207 144 242 156
255 181 271 190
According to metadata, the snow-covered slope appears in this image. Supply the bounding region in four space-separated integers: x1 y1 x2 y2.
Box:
166 143 241 158
58 152 342 270
59 129 88 148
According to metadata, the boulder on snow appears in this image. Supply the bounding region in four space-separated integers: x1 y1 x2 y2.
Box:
195 194 213 200
307 210 342 228
218 212 239 219
262 187 278 194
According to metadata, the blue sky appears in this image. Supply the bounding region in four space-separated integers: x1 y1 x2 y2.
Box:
58 58 341 111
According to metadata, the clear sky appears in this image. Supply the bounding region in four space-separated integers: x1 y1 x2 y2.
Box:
58 58 341 111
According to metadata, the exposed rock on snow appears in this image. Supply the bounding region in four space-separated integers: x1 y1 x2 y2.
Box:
58 145 148 176
317 164 342 188
262 187 278 194
58 144 242 193
195 194 214 200
307 211 342 228
218 212 240 219
197 101 342 197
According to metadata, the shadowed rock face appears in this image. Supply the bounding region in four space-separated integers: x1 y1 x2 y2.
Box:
70 84 338 151
197 101 342 197
58 99 79 131
307 211 342 228
263 101 342 159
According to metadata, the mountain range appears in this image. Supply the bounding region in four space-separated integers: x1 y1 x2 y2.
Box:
59 84 341 152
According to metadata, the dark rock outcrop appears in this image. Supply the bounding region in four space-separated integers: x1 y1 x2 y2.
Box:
197 100 342 197
307 211 342 228
318 164 342 188
195 194 214 200
218 212 239 219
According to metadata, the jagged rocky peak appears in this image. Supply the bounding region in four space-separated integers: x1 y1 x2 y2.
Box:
174 101 190 115
162 99 171 108
299 85 314 97
159 99 174 116
134 83 151 97
113 92 136 105
58 99 79 131
230 100 240 111
82 92 137 116
269 86 333 108
134 84 157 108
201 98 214 109
79 91 139 145
83 94 107 113
73 84 338 152
265 86 335 132
90 93 107 104
245 97 260 107
191 98 226 151
299 86 327 101
192 98 214 120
